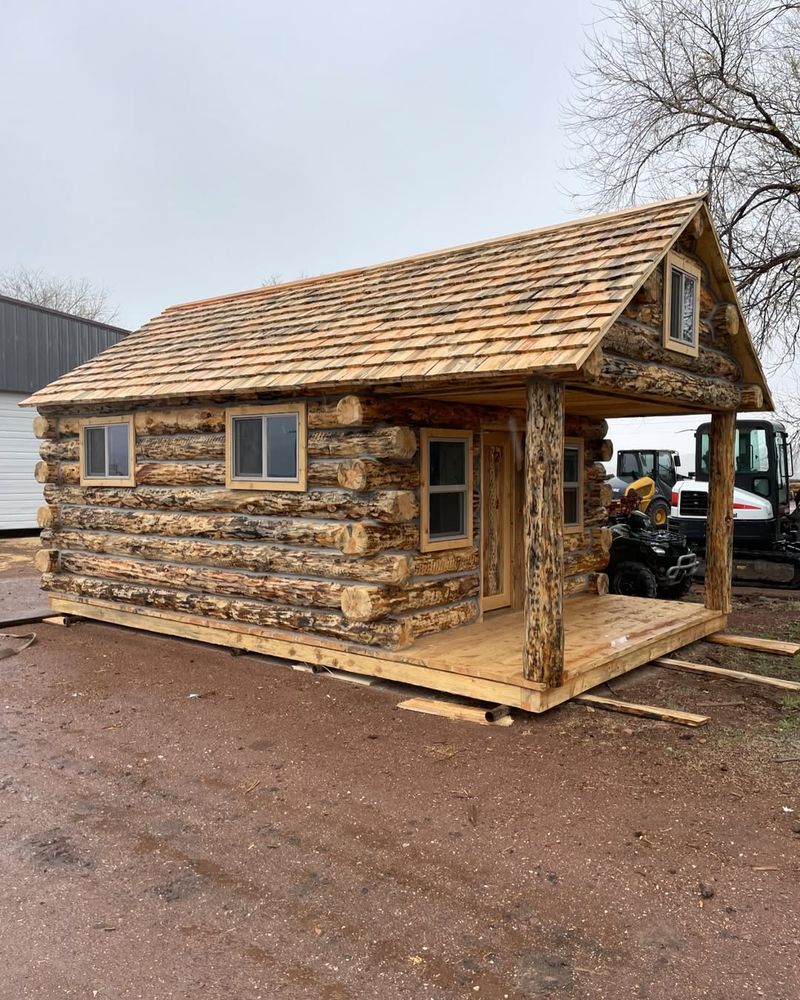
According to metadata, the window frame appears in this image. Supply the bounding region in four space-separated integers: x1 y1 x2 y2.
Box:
662 250 702 358
78 415 136 487
420 428 474 553
225 402 307 491
563 437 584 533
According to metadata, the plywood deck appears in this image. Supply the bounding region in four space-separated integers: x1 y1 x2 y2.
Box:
50 593 726 713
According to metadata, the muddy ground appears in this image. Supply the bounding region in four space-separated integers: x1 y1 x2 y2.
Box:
0 538 799 999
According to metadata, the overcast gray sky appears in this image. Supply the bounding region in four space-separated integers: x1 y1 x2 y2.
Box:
1 0 599 330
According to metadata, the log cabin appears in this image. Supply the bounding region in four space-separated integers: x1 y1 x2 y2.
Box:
22 194 773 712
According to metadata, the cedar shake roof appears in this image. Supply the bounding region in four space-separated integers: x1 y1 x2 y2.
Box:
26 194 746 407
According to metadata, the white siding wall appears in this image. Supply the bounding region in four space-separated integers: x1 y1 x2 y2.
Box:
0 392 42 529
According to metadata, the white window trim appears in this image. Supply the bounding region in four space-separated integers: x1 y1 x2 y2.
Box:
78 415 135 487
663 250 702 358
225 403 307 491
563 438 584 533
420 428 474 553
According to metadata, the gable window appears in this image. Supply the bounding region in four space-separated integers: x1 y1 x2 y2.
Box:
421 429 473 552
79 416 135 486
663 251 701 357
563 440 583 531
225 403 307 491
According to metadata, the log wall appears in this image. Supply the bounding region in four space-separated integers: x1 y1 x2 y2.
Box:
36 396 515 651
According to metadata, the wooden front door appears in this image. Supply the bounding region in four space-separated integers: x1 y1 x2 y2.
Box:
481 430 513 610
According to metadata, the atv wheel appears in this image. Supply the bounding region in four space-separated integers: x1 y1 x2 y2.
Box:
647 498 670 528
657 574 694 600
609 561 658 599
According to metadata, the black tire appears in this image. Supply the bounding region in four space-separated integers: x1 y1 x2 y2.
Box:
647 498 670 528
657 574 695 600
609 561 658 598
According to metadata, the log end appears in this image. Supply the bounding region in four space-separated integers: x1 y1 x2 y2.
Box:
37 505 56 529
335 395 365 426
34 461 51 484
34 548 58 574
33 414 54 439
337 459 367 491
341 585 381 622
598 439 613 463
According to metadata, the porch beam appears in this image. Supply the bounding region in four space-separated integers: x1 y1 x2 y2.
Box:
586 353 760 411
523 378 565 686
704 410 736 613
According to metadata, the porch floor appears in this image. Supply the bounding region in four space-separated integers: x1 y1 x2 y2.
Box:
50 593 727 714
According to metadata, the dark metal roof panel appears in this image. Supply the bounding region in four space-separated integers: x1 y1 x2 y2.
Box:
0 295 129 394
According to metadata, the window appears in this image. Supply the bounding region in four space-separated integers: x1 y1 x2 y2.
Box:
226 403 307 491
79 416 135 486
563 440 583 530
663 251 701 357
421 429 473 552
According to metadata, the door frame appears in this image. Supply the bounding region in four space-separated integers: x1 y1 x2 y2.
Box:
480 429 514 611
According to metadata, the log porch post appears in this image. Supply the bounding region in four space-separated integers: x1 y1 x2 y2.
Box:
704 410 736 614
523 378 565 686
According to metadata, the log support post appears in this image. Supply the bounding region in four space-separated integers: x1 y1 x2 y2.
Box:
705 410 736 614
523 379 565 686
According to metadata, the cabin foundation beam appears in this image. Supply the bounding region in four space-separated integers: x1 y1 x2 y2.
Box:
704 410 736 613
522 378 565 686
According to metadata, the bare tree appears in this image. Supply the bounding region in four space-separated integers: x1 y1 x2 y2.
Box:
0 265 119 323
566 0 800 356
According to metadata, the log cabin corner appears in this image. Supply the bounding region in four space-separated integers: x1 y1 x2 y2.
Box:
22 194 773 712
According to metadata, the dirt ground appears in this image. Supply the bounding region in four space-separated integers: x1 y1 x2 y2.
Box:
1 539 799 999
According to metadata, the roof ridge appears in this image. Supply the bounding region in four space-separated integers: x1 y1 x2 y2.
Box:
164 192 707 315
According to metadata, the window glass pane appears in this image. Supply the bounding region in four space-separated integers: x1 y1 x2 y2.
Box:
266 413 298 479
618 452 638 479
85 426 106 477
106 424 129 477
564 486 579 525
429 490 465 538
735 428 769 473
639 452 655 479
233 417 263 478
681 273 696 343
669 268 683 341
429 439 466 487
563 447 579 484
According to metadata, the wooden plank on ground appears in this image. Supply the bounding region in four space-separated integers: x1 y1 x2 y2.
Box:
397 697 514 726
706 633 800 657
575 693 709 727
654 657 800 692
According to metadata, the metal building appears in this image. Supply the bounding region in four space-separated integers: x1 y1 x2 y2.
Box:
0 295 128 529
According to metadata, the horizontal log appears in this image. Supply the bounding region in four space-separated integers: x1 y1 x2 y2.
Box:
584 504 611 527
136 433 225 461
739 385 764 410
712 302 739 338
564 545 609 576
59 552 346 610
587 482 614 508
604 321 741 381
33 415 56 439
564 415 608 439
43 572 410 649
411 547 479 577
335 521 420 556
399 599 480 639
341 576 480 622
586 461 610 484
562 527 612 556
134 407 226 436
52 529 413 585
588 353 743 410
51 504 419 555
335 395 522 430
136 462 226 486
44 485 418 523
308 427 417 460
564 573 590 597
585 439 614 463
40 438 78 462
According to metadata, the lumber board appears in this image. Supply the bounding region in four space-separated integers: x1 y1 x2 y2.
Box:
654 657 800 692
397 697 514 726
47 597 541 711
706 634 800 657
575 693 709 727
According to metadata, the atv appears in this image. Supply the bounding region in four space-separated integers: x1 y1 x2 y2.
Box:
607 508 698 600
